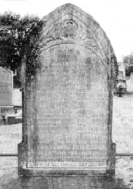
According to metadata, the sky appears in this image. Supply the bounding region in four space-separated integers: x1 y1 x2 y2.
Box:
0 0 133 62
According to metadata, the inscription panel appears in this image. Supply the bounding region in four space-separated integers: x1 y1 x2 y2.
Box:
28 44 109 170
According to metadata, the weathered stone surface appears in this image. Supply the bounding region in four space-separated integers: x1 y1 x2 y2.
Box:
18 3 117 177
0 122 132 189
0 66 13 106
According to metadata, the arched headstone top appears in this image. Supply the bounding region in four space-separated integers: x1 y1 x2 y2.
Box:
40 3 117 79
41 4 114 66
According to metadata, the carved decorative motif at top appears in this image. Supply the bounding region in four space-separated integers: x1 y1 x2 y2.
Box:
53 19 78 39
43 19 97 48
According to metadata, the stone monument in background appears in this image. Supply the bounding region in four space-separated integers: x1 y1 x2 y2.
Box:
18 3 117 186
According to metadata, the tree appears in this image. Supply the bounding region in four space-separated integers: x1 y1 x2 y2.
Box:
123 53 133 64
0 12 42 73
122 53 133 76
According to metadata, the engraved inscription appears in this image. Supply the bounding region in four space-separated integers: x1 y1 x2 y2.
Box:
28 44 109 170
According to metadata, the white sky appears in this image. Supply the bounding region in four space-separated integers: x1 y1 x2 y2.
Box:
0 0 133 62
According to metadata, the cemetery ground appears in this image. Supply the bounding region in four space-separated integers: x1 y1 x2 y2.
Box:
0 80 133 188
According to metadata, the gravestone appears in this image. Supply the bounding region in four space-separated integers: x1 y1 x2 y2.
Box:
0 66 13 107
18 3 117 181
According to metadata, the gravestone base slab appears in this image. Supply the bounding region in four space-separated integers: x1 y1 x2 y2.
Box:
18 167 109 177
18 175 116 189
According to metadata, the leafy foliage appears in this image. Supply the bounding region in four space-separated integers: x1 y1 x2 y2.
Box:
122 53 133 65
0 12 43 77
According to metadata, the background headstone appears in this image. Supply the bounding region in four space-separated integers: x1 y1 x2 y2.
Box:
18 3 117 177
0 66 13 107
